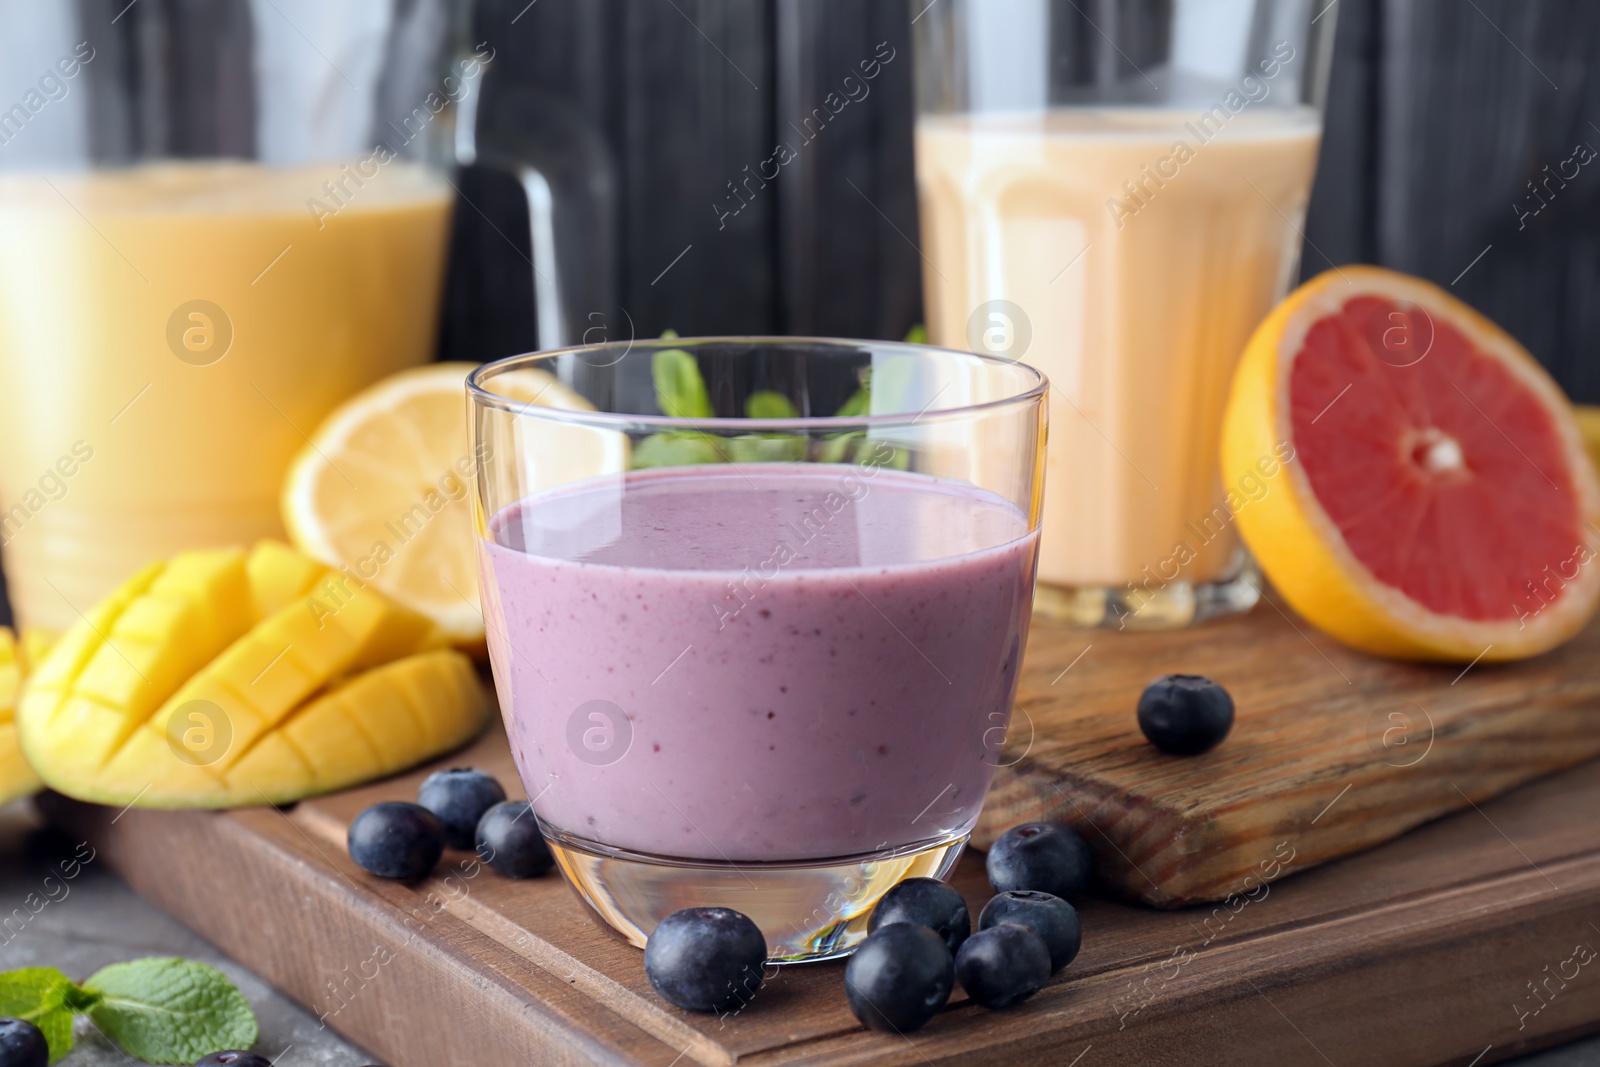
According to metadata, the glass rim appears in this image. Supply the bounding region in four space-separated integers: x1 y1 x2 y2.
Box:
466 335 1049 431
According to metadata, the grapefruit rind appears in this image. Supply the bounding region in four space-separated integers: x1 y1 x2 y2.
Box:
1223 266 1600 662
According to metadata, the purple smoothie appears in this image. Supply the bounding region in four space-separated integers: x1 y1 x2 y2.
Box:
479 460 1038 863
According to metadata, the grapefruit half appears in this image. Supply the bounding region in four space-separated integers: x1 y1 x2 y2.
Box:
1223 266 1600 662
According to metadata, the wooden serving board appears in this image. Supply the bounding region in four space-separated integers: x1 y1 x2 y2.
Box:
43 728 1600 1067
38 607 1600 1065
980 606 1600 907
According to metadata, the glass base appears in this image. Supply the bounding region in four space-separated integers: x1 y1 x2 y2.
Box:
1033 553 1262 630
544 827 968 963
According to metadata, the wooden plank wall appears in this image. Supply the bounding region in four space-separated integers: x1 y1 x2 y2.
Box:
443 0 1600 405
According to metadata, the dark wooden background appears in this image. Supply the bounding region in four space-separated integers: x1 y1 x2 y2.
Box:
441 0 1600 404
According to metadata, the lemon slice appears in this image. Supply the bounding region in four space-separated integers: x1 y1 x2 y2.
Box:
282 362 626 644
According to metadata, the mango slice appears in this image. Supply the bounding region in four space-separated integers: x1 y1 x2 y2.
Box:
247 538 326 620
17 542 490 808
19 627 58 671
19 551 255 792
104 649 489 807
0 627 42 806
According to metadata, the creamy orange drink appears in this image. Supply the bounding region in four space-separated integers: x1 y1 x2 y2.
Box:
916 106 1321 618
0 161 451 629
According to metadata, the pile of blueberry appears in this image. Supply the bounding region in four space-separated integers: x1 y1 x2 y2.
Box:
639 820 1093 1031
641 674 1238 1032
346 768 553 882
845 820 1092 1030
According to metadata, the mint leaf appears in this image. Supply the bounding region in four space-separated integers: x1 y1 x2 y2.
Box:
834 365 875 421
744 390 799 420
652 346 713 419
631 430 727 469
726 433 807 463
903 323 928 345
833 388 870 419
0 967 78 1062
84 958 257 1066
816 431 864 463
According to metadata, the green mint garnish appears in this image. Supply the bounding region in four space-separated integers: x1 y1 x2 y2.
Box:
0 967 78 1062
635 333 902 469
651 331 713 419
632 430 728 468
833 388 870 419
737 392 804 460
727 434 808 463
903 323 928 345
744 390 799 420
86 958 257 1065
638 331 719 466
0 957 258 1066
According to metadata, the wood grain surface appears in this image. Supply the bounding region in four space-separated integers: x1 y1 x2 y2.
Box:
44 720 1600 1067
429 0 1600 408
979 608 1600 907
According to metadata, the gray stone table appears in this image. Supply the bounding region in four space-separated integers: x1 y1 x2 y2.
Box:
0 801 371 1067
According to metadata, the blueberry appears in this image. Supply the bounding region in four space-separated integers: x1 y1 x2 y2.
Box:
0 1018 47 1067
347 802 444 880
475 800 553 878
953 924 1051 1009
867 877 970 954
194 1053 271 1067
1137 673 1234 755
416 768 506 850
644 907 767 1013
986 822 1093 899
978 890 1081 972
844 923 954 1033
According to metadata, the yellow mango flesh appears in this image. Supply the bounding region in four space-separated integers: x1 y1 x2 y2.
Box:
19 542 487 808
18 628 57 672
0 628 42 806
19 551 253 791
247 538 326 619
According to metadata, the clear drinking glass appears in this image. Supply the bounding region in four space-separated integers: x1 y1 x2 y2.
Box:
469 337 1046 961
914 0 1336 628
0 0 612 630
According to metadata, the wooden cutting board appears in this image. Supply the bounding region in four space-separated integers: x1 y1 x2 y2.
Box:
979 604 1600 906
44 727 1600 1067
38 606 1600 1065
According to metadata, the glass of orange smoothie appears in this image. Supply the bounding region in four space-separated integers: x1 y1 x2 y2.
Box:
0 1 612 630
913 0 1336 628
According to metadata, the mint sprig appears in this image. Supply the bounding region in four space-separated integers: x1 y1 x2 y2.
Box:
651 330 714 419
0 967 77 1062
0 957 258 1065
638 332 893 469
744 390 798 420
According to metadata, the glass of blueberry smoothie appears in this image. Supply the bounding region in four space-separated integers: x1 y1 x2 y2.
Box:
469 337 1046 961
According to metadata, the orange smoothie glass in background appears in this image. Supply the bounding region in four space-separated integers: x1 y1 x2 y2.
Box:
913 0 1336 628
0 161 451 629
0 1 616 631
